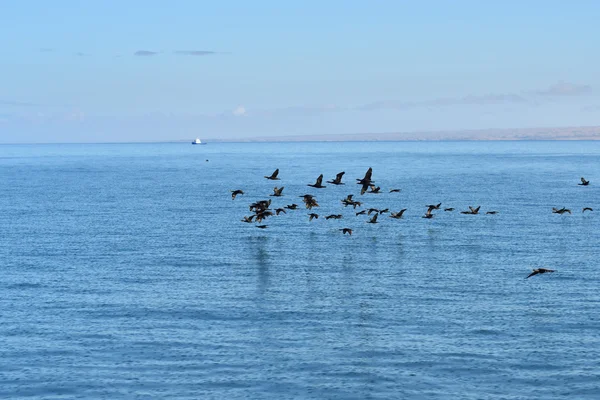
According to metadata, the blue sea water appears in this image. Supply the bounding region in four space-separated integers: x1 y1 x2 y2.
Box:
1 141 599 399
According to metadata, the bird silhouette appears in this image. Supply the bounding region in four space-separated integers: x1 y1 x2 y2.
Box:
356 167 373 195
422 209 434 219
308 174 326 188
461 206 480 215
264 169 280 180
368 185 381 194
444 208 454 212
231 190 244 200
270 187 284 197
325 214 343 220
327 172 345 185
426 203 441 212
583 207 593 213
367 208 379 215
579 177 590 186
389 189 401 193
275 208 286 215
256 225 268 229
351 201 362 209
552 207 571 214
340 228 353 235
390 209 407 219
308 213 319 221
367 214 379 224
378 208 389 214
241 215 254 223
526 268 555 279
300 194 319 209
356 210 367 216
486 211 498 215
341 194 354 207
254 210 274 223
249 199 271 212
285 204 298 210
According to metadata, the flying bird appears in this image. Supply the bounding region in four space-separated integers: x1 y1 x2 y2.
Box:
356 167 373 195
390 209 407 219
422 209 434 219
426 203 442 211
325 214 343 220
241 216 254 223
254 210 274 223
461 206 481 215
526 268 555 279
270 187 284 197
444 208 454 212
308 174 326 188
389 189 401 193
264 169 280 180
285 204 298 210
368 185 381 194
340 228 353 235
308 213 319 221
583 207 593 213
356 210 367 216
249 199 272 212
367 214 379 224
275 208 286 215
231 189 244 200
552 207 571 215
327 172 345 185
579 177 590 186
486 211 498 215
256 225 268 229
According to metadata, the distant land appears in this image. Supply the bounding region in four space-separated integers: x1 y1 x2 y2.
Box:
203 126 600 143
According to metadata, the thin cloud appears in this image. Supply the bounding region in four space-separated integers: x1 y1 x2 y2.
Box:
536 82 592 96
0 100 41 107
134 50 158 56
232 106 248 117
582 105 600 112
254 104 345 117
359 93 527 111
174 50 218 56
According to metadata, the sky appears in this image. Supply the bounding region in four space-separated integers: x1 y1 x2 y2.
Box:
1 0 599 143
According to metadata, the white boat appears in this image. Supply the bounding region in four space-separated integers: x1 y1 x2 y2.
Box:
192 138 205 145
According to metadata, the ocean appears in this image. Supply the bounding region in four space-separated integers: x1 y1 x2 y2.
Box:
1 141 599 399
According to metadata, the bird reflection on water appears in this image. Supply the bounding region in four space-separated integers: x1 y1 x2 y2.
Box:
246 235 270 295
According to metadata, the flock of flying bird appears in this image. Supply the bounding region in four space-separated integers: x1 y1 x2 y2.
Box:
231 168 593 279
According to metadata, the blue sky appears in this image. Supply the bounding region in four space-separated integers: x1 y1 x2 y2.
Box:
1 0 599 142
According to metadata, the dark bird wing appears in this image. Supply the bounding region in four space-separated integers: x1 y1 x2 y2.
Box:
272 169 279 179
316 174 323 186
336 171 345 182
526 269 540 279
360 182 369 195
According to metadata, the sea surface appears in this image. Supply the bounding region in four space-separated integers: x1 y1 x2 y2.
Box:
1 141 599 399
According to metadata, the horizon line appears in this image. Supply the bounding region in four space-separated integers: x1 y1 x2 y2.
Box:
2 125 600 145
